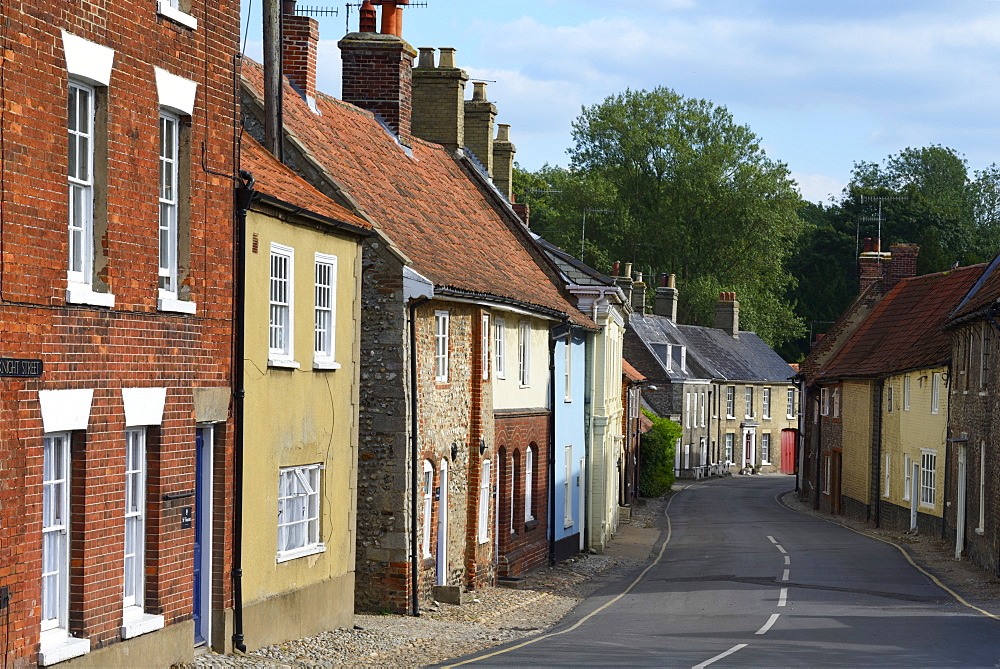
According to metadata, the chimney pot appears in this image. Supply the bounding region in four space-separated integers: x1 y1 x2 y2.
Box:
872 238 881 253
612 261 620 277
496 123 510 142
472 81 487 101
624 262 633 279
438 47 457 68
359 0 377 32
282 0 296 14
417 47 436 68
668 273 676 289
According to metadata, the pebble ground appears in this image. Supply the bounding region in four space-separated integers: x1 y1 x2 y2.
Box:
178 496 667 668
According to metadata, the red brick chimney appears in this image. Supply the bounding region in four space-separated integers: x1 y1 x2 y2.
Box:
715 291 739 337
858 237 890 295
281 1 319 111
886 243 919 292
339 0 417 147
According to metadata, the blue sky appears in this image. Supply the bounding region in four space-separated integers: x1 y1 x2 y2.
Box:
240 0 1000 203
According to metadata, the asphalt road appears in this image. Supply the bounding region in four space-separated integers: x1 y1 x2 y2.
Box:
446 476 1000 667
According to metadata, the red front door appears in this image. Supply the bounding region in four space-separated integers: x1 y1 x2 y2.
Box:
780 430 797 475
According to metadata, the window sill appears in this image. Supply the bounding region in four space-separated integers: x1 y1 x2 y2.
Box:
524 518 539 531
268 359 301 370
520 384 531 389
38 631 90 666
276 543 326 563
979 390 989 397
66 285 115 308
563 521 574 530
157 0 198 29
158 297 197 315
975 527 985 536
919 503 935 509
121 611 164 639
313 360 342 371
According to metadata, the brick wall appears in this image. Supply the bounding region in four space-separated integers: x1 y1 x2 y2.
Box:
494 410 550 578
0 0 238 663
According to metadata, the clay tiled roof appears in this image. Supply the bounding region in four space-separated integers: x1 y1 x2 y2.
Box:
241 61 593 327
241 135 373 230
822 263 986 379
623 359 646 383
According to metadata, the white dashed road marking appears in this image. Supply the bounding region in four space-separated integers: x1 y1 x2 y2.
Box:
756 613 780 635
778 588 788 607
692 644 749 669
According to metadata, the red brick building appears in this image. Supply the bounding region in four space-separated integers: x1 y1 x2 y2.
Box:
0 0 238 665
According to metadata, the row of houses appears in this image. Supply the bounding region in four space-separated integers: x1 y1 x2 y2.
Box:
0 1 659 666
798 239 1000 578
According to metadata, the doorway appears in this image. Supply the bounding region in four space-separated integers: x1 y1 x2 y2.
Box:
193 426 213 646
956 445 966 557
436 459 449 586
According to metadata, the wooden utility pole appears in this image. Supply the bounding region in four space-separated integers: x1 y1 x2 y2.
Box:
262 0 283 160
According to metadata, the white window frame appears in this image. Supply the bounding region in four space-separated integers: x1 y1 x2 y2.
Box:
903 454 912 501
982 324 991 388
123 428 147 614
887 384 894 413
422 460 433 557
786 387 795 419
832 388 840 418
42 433 71 634
494 315 506 379
157 0 198 30
564 339 572 402
313 253 338 369
269 244 296 367
883 453 891 498
685 393 691 429
761 432 771 464
920 450 936 508
524 447 534 521
481 314 490 381
724 433 734 462
726 386 735 419
762 388 771 420
563 446 573 528
700 392 706 427
276 464 325 562
931 372 940 414
434 310 450 383
904 374 911 411
820 387 829 416
158 111 179 299
745 387 754 419
478 459 491 544
68 81 95 290
518 320 531 387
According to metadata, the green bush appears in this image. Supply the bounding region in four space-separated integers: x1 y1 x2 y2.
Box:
639 409 681 497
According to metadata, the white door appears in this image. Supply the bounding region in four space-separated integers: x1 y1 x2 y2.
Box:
910 462 920 531
578 456 586 551
956 446 967 559
436 459 449 586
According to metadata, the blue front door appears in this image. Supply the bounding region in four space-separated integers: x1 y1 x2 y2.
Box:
193 427 212 645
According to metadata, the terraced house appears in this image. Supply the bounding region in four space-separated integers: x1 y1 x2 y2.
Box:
0 0 240 664
239 0 595 613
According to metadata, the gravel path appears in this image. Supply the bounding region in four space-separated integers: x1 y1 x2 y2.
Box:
179 495 668 668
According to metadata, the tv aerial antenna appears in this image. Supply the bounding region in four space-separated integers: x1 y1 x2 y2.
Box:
857 194 905 258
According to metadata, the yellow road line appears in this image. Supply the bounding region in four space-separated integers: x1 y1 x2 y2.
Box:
776 490 1000 622
443 487 685 667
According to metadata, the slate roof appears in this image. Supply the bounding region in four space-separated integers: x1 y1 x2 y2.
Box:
822 263 986 379
241 60 593 328
629 313 795 383
535 236 616 288
241 134 372 230
950 254 1000 322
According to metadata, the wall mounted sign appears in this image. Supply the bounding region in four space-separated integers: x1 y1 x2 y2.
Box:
0 358 43 378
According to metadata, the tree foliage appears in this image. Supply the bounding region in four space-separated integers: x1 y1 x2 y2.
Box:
515 87 806 348
639 409 680 497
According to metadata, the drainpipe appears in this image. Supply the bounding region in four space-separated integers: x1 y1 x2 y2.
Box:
231 170 255 653
547 324 566 565
408 295 430 616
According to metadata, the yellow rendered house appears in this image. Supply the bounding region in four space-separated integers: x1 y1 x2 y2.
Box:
230 136 373 651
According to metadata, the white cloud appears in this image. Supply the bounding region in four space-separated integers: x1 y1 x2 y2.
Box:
793 173 846 205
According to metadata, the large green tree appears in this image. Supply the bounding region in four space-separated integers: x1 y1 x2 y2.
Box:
517 87 806 348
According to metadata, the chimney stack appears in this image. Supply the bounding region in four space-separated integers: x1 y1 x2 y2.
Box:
511 199 530 227
339 0 417 146
631 271 647 316
464 81 497 176
412 47 468 151
858 237 892 295
654 273 678 321
614 262 634 307
492 124 516 200
281 0 320 111
886 243 919 291
715 292 739 337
